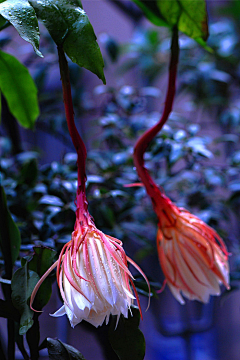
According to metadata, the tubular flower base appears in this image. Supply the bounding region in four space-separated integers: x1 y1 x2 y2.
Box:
156 193 230 304
49 221 145 328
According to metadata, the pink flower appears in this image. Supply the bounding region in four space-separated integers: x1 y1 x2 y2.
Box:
156 194 230 304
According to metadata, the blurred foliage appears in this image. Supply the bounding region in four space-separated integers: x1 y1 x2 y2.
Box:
0 80 239 265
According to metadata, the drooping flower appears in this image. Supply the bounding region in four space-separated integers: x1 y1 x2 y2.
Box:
30 213 149 328
155 191 230 304
30 47 149 328
132 28 230 304
52 219 147 327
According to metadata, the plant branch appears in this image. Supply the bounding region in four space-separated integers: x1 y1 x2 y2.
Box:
26 313 40 360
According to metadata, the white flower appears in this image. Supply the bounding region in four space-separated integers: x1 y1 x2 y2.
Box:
51 223 145 327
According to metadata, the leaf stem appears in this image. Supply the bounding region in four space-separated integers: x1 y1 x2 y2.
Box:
133 27 179 202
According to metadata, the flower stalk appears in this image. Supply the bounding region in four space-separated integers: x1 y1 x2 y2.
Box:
133 26 179 208
57 45 88 225
133 27 230 303
31 46 150 328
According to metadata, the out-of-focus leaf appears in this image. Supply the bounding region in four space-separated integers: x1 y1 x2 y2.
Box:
19 158 38 187
22 246 56 310
231 151 240 166
41 338 86 360
133 0 209 47
134 277 161 299
0 50 39 128
186 137 213 158
109 306 145 360
229 181 240 193
39 195 64 207
30 0 105 83
0 0 42 56
0 186 21 264
11 264 39 335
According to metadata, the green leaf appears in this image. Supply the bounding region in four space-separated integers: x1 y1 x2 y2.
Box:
21 246 56 310
175 0 208 41
0 50 39 128
43 338 86 360
108 306 145 360
30 0 105 83
132 0 208 44
11 264 40 335
0 0 42 56
0 185 21 264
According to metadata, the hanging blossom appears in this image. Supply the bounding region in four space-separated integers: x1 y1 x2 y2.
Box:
30 46 149 328
54 211 148 327
31 207 148 328
133 27 230 304
154 190 230 304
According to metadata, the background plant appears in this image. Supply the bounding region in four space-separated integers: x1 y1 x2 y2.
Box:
0 1 240 360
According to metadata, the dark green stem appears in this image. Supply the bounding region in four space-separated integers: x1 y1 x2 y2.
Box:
7 321 15 360
26 313 40 360
0 187 15 359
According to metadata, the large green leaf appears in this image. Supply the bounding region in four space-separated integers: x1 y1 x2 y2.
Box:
29 0 105 83
11 264 40 335
0 185 21 264
42 338 86 360
132 0 208 44
0 0 42 56
22 246 56 310
108 306 145 360
0 50 39 128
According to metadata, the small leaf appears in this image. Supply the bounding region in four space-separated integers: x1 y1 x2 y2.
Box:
133 0 209 45
11 264 40 335
39 195 64 207
30 0 105 83
43 338 86 360
109 306 145 360
162 0 209 41
0 185 21 264
22 246 56 310
0 0 42 56
0 50 39 128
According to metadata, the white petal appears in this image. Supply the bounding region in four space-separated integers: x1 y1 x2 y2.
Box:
167 283 185 305
50 305 66 317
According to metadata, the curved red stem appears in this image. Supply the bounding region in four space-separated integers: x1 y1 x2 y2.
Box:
133 27 179 204
58 46 88 221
